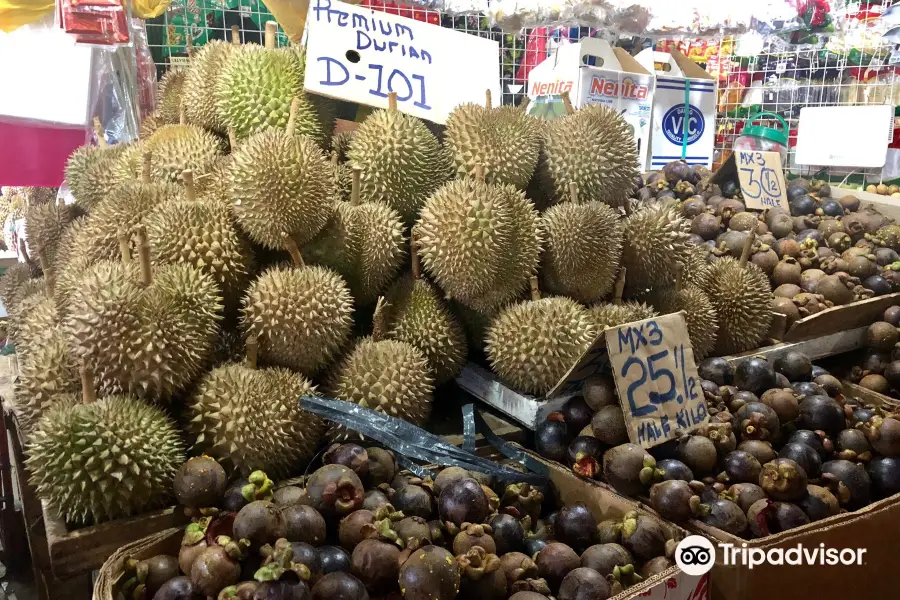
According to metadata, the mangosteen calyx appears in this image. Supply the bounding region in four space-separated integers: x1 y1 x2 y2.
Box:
611 563 643 587
820 473 853 505
215 536 249 561
457 546 502 580
182 517 211 547
361 516 405 548
638 455 665 486
511 578 553 595
501 483 544 520
255 539 312 583
242 471 274 503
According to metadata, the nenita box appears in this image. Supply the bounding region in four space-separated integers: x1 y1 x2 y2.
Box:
635 48 717 171
526 38 654 169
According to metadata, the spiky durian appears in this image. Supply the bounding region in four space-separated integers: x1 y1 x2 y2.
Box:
331 131 354 163
229 103 333 250
589 301 659 331
242 263 354 376
383 250 467 384
156 68 186 124
183 40 235 132
22 187 59 206
681 243 713 289
328 299 434 436
0 262 38 312
64 142 141 211
51 217 100 316
303 167 406 306
189 361 325 478
26 394 184 524
415 178 542 312
540 195 623 303
142 124 223 184
25 201 76 266
646 285 719 360
541 104 638 206
12 330 79 435
140 113 160 139
622 200 692 291
486 294 597 396
450 300 497 353
445 100 541 189
347 102 452 224
8 283 53 360
700 257 772 356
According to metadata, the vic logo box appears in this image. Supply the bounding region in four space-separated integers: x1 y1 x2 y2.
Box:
635 49 717 171
526 38 655 170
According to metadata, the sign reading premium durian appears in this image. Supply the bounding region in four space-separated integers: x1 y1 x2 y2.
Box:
605 312 708 449
303 0 501 123
735 151 790 212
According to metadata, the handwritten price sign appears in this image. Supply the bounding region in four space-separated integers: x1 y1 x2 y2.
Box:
736 151 790 212
303 0 500 123
605 312 708 448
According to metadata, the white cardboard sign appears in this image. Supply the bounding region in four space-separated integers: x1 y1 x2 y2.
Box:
735 150 790 212
304 0 501 123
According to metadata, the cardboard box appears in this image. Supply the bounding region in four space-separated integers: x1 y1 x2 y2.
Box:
635 49 717 171
526 38 654 169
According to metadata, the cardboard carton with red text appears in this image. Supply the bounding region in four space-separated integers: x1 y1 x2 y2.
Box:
526 38 654 169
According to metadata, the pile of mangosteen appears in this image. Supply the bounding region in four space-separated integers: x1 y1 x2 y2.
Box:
847 308 900 399
128 440 680 600
534 349 900 539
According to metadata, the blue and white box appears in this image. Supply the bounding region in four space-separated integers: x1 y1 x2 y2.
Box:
635 49 718 171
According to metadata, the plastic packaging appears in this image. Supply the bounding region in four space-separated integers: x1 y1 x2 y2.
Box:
57 0 131 47
733 111 790 163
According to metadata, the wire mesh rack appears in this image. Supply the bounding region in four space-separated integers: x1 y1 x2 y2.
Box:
146 1 900 182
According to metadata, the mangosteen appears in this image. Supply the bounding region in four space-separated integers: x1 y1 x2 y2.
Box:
362 490 390 512
524 538 548 557
583 376 617 410
725 482 767 514
290 543 322 582
699 357 734 386
222 477 257 513
392 484 433 519
273 486 306 507
364 448 396 488
821 460 872 509
787 429 833 460
433 467 471 497
281 505 327 546
885 361 900 390
535 417 570 462
748 500 809 537
152 577 203 600
760 458 808 501
836 429 872 463
852 407 878 426
664 160 693 184
820 200 844 217
323 445 369 482
488 513 524 555
737 440 777 465
775 372 792 389
700 498 747 535
798 485 840 521
619 512 666 561
338 509 377 551
252 580 311 600
773 257 802 286
734 358 776 394
318 546 351 575
305 465 364 518
174 456 227 510
234 501 285 550
558 568 611 600
566 436 605 478
868 321 900 351
220 582 260 600
790 195 817 216
863 416 900 456
591 405 628 446
310 572 369 600
721 451 762 484
395 516 432 548
774 283 802 298
793 381 827 398
179 519 210 575
813 374 842 397
641 556 674 579
682 197 707 217
778 443 822 478
547 503 595 553
787 183 809 202
458 547 507 600
190 537 246 597
535 542 580 589
561 396 594 434
721 179 739 198
649 480 702 522
603 444 662 496
676 436 718 475
773 352 812 382
885 305 900 326
692 213 722 240
596 520 621 544
839 194 860 211
760 388 800 423
867 456 900 498
500 482 544 522
860 374 890 393
453 523 496 555
799 394 848 438
439 478 490 526
125 554 180 600
734 402 781 441
508 593 550 600
657 459 694 482
350 538 399 593
499 552 538 589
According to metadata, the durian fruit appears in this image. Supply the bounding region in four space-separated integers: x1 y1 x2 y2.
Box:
415 171 543 312
52 217 99 316
540 101 638 206
347 93 452 224
485 280 598 396
645 281 719 360
242 246 354 376
590 300 659 331
444 90 542 190
229 98 334 250
302 166 406 306
681 243 713 289
66 227 223 401
140 113 160 139
331 130 354 163
25 200 76 266
145 170 254 316
328 297 434 437
540 183 623 303
215 23 324 144
622 200 692 292
7 281 53 359
12 329 79 435
700 233 773 356
26 367 184 524
155 68 187 124
183 38 237 132
142 124 223 184
65 137 142 211
189 337 326 477
22 187 59 206
0 262 38 312
451 300 497 354
382 241 467 385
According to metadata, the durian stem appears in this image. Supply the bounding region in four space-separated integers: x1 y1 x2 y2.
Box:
179 104 186 125
135 225 153 285
372 297 387 341
485 89 492 109
519 96 530 112
93 117 107 148
38 250 55 298
230 25 241 45
183 170 196 201
410 235 421 279
561 91 575 115
388 92 398 112
18 239 30 265
351 166 362 206
142 151 152 184
331 151 339 166
285 237 304 267
286 97 300 137
529 276 541 301
739 229 757 268
81 366 96 404
117 230 132 264
227 128 237 150
568 182 578 203
246 335 258 370
613 268 627 305
264 21 277 49
474 164 485 183
674 265 683 293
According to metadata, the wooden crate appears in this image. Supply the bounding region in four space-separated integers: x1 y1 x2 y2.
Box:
724 326 869 366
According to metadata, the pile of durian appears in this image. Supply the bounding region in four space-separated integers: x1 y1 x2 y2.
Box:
1 24 779 527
